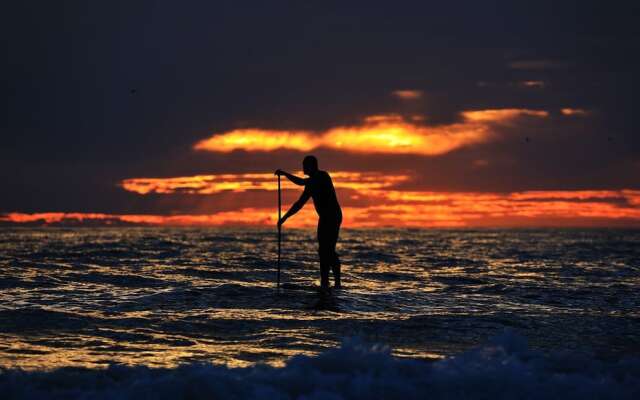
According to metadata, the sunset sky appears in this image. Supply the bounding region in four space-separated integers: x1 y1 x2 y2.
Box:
2 2 639 227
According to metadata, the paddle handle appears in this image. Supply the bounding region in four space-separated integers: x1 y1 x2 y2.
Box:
277 174 281 289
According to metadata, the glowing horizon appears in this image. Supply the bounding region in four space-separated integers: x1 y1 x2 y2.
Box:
3 190 639 228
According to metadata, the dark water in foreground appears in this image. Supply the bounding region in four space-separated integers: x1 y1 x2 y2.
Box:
1 228 639 398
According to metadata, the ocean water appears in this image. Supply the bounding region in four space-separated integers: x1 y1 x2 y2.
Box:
1 228 639 398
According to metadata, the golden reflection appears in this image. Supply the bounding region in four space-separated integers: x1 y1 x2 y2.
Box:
2 228 638 372
0 304 370 370
0 334 317 370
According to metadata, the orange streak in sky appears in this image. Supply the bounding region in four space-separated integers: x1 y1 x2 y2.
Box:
0 211 276 226
193 110 549 155
460 109 548 121
3 191 639 228
561 108 589 116
121 172 411 195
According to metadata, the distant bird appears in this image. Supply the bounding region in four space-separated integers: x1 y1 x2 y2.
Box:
130 89 137 95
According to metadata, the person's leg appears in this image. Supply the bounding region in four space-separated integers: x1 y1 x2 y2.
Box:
330 223 341 288
331 256 341 287
319 258 330 288
318 221 331 289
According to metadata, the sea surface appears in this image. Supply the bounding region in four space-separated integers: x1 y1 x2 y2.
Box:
1 228 639 399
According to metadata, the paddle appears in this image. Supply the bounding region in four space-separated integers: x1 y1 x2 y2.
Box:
277 174 281 290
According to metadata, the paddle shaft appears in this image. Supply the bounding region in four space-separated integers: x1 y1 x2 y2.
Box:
277 175 281 289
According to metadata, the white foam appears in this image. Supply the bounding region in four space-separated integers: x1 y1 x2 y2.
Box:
1 331 639 399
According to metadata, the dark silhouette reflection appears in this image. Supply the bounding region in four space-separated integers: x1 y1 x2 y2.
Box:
276 155 343 290
279 282 341 311
312 288 341 311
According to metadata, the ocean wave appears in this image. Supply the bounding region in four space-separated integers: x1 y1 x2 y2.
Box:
1 331 638 400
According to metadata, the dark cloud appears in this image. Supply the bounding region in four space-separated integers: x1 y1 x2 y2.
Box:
508 60 569 70
2 1 639 216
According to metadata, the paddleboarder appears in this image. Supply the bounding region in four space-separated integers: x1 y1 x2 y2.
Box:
275 155 343 290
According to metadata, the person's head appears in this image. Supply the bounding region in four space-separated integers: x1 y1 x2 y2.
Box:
302 155 318 176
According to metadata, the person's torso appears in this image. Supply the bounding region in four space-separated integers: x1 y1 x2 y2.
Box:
307 171 341 220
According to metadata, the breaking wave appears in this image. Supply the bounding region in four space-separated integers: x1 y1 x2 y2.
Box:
2 331 638 400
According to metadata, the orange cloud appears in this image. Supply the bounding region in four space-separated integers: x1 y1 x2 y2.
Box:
460 109 548 121
388 190 640 219
391 90 423 100
2 213 118 224
112 166 640 228
0 211 276 226
194 130 317 152
121 172 411 195
193 110 548 156
561 108 590 116
519 80 546 88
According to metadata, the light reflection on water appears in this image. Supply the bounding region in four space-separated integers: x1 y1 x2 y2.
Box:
0 227 639 370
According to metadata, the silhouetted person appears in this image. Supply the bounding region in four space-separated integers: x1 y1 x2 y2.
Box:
276 156 342 290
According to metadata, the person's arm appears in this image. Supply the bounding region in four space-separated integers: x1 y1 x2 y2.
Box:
274 169 307 186
279 187 311 226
